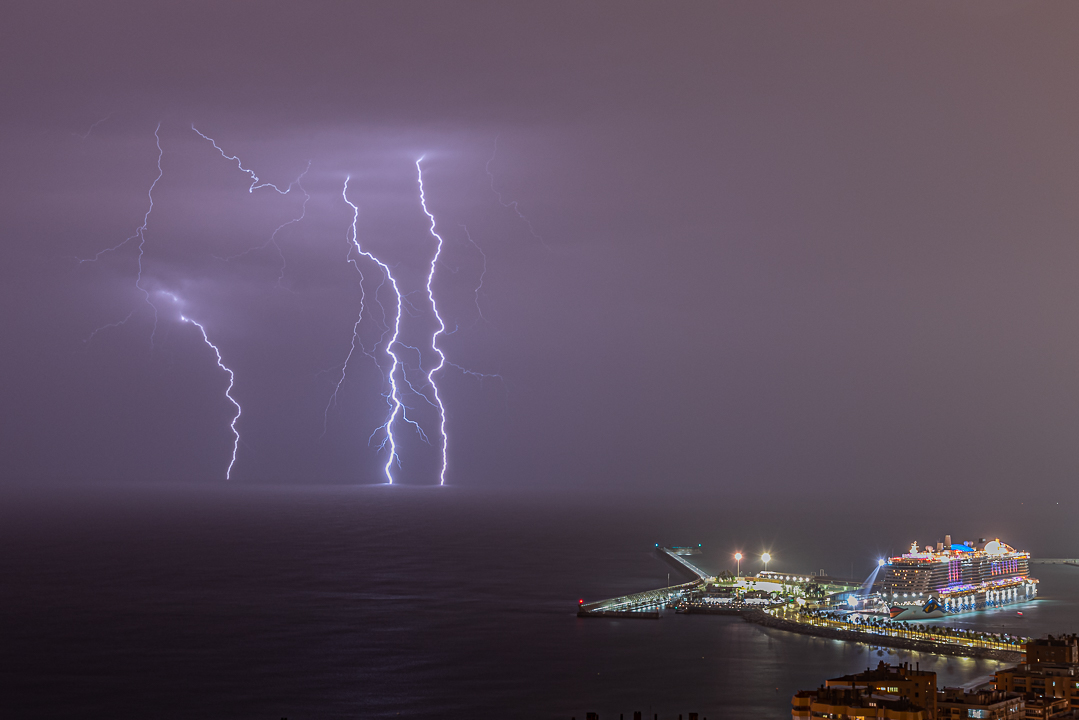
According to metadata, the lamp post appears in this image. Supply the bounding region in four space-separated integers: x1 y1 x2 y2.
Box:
762 552 771 573
735 552 742 577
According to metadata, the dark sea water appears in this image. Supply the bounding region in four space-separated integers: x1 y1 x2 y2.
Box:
1 484 1076 719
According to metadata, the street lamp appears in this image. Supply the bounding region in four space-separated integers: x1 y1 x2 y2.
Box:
734 552 742 576
762 552 771 572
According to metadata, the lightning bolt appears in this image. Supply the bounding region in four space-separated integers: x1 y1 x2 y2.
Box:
217 163 311 287
322 271 386 441
75 112 114 140
459 224 488 325
416 158 450 486
180 315 241 480
83 310 135 345
486 137 544 245
191 125 310 286
190 124 300 195
79 122 164 346
339 177 406 484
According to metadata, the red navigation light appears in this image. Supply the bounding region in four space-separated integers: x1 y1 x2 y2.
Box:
579 599 583 605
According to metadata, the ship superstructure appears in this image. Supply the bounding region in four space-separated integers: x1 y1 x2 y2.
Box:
874 536 1037 616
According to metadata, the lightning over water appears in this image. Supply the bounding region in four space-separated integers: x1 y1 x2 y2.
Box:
181 315 242 481
75 125 511 486
416 158 450 485
339 177 406 484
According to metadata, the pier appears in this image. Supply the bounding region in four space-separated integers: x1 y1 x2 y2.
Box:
657 546 711 583
577 547 710 618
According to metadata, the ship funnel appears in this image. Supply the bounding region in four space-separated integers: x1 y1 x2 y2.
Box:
944 534 951 548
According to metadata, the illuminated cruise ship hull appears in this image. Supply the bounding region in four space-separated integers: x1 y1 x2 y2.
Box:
873 537 1039 619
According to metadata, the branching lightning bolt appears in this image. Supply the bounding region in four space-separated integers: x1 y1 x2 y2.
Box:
181 315 241 480
80 122 164 346
191 125 300 195
416 158 450 486
217 162 311 287
339 178 405 484
191 125 311 286
486 137 544 245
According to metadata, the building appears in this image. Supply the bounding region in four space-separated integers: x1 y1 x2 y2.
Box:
792 686 927 719
936 687 1023 719
1019 695 1069 719
874 536 1037 614
1028 635 1079 665
825 661 938 719
995 635 1079 717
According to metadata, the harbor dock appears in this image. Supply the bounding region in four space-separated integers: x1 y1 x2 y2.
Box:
577 544 1033 662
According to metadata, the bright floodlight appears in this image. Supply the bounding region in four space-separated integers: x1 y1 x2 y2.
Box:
762 553 771 563
734 552 742 575
734 552 742 560
878 558 886 567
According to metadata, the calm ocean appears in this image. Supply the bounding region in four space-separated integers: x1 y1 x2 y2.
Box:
1 484 1075 719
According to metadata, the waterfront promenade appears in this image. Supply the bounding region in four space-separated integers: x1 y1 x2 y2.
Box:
759 607 1026 662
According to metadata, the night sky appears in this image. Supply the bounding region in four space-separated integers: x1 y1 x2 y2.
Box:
4 2 1079 497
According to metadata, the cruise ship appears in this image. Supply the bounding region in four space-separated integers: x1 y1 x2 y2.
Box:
873 536 1038 619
